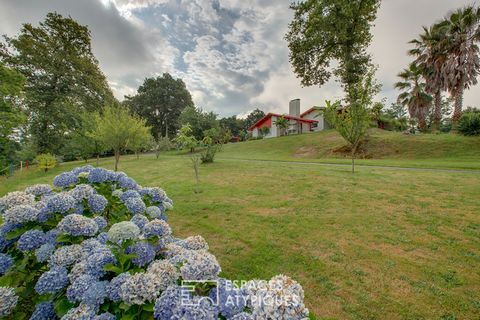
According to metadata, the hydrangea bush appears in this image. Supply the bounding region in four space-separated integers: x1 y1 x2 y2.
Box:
0 165 310 319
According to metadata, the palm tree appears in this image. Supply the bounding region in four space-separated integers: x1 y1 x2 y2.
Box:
274 116 289 136
441 6 480 126
394 63 433 131
409 24 447 131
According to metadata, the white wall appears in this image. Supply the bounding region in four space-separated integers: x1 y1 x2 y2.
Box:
302 110 324 131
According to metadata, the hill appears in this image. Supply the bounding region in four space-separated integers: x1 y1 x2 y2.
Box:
220 129 480 170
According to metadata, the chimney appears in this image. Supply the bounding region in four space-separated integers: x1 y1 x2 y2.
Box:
289 99 300 117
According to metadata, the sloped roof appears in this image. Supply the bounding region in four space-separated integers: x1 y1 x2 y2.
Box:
248 113 318 131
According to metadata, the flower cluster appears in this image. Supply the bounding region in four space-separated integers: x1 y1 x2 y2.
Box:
0 166 308 319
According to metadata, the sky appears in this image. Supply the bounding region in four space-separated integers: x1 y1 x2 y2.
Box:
0 0 477 117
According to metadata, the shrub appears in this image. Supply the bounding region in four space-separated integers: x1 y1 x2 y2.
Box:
0 166 309 319
34 153 57 172
200 144 219 163
458 111 480 136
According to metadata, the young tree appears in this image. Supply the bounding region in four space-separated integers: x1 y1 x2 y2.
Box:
92 103 150 171
124 73 194 139
174 124 198 153
1 12 114 153
259 125 270 137
324 73 377 172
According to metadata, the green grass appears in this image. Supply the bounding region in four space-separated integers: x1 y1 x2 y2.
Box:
219 129 480 170
1 154 479 319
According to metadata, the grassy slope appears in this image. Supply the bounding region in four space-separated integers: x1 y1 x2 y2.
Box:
1 155 479 319
220 129 480 169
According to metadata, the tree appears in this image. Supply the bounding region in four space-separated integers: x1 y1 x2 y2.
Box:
0 62 25 172
259 125 270 137
286 0 381 100
395 63 433 131
174 124 198 153
274 116 289 136
324 73 376 173
440 6 480 126
1 12 114 153
409 24 447 131
62 112 105 164
179 106 219 140
243 108 265 131
125 74 193 139
220 116 245 137
92 103 150 171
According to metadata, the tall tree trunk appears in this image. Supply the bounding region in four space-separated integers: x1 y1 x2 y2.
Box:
433 91 442 132
114 149 120 171
351 142 357 173
96 154 99 167
452 85 464 129
165 119 169 139
136 150 139 160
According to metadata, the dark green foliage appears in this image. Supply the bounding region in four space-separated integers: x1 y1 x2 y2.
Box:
286 0 381 95
458 110 480 136
219 115 245 137
2 12 114 153
200 144 219 163
124 73 194 139
0 62 25 173
243 108 265 131
179 105 219 140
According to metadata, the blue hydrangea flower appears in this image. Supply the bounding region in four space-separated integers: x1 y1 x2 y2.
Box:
131 214 149 229
124 197 146 215
67 274 97 303
88 194 108 213
125 242 156 267
210 279 247 318
61 304 96 320
143 219 172 238
49 244 83 267
154 286 182 320
35 266 68 295
97 232 109 244
25 184 53 197
120 190 141 202
119 273 160 305
171 297 217 319
87 168 109 183
107 273 131 302
93 216 107 230
170 250 221 281
3 205 39 224
82 280 108 306
72 165 94 175
46 194 76 214
107 221 140 244
140 187 167 203
30 301 55 320
230 312 254 320
16 229 47 252
0 254 13 275
85 251 116 278
74 203 84 215
94 313 116 320
0 286 18 318
35 243 56 263
53 172 78 188
69 184 95 201
58 214 98 237
118 176 138 190
37 206 53 223
45 229 60 244
146 206 162 219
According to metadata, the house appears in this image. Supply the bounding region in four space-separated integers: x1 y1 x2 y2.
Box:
248 99 330 138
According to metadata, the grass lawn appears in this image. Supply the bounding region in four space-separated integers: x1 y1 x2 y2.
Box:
1 153 479 319
220 129 480 170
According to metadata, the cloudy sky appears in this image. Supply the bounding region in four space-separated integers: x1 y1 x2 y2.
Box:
0 0 477 117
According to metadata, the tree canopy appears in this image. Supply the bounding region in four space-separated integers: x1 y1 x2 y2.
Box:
1 12 114 153
125 73 194 140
